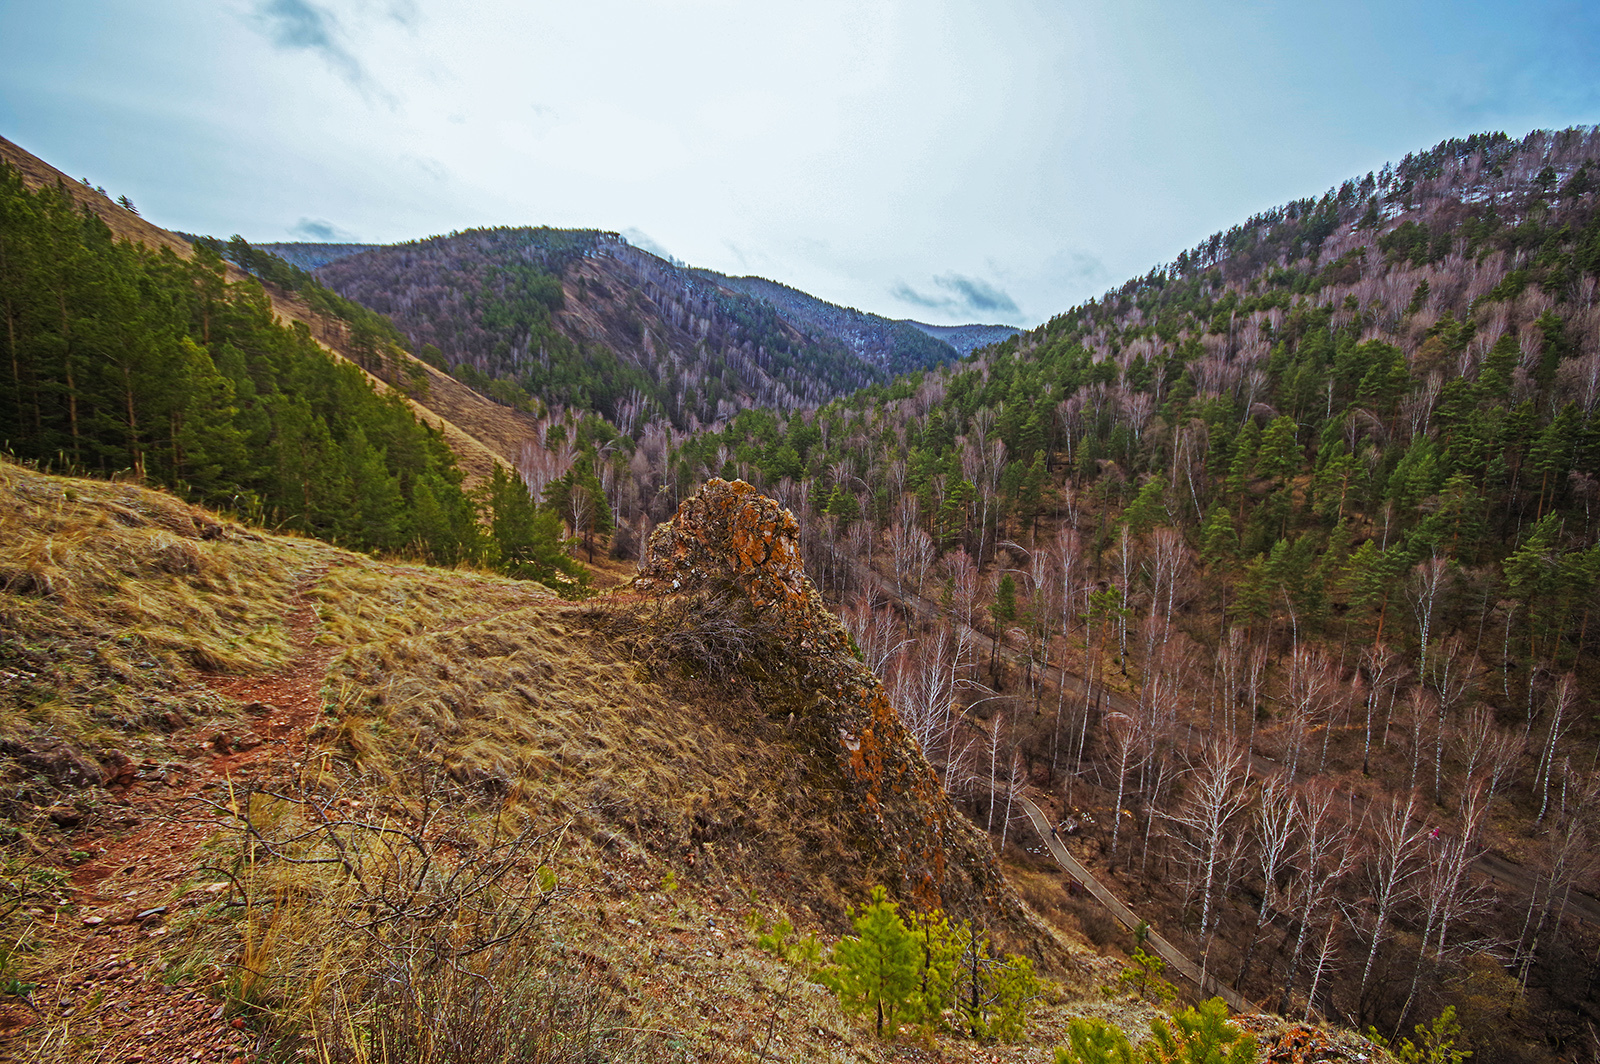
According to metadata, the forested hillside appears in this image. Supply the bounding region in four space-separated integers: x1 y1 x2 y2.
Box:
613 126 1600 1062
310 229 952 428
0 163 596 592
694 269 957 372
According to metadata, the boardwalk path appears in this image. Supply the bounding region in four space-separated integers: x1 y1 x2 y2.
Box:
1016 795 1255 1014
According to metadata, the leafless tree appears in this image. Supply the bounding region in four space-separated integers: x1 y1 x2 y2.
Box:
998 750 1028 853
896 491 920 536
1280 782 1358 1016
1402 686 1436 796
1459 703 1520 807
518 423 578 503
1517 767 1600 982
886 522 935 598
1434 780 1494 961
944 548 981 631
1302 910 1343 1023
1237 774 1297 989
1355 791 1426 1020
1396 780 1493 1026
887 624 966 789
1407 555 1452 683
960 433 1006 563
1104 711 1151 870
1280 644 1341 785
1148 527 1190 649
1172 418 1211 522
1138 735 1182 878
845 513 874 584
1116 525 1134 661
840 594 905 680
1049 526 1083 773
906 524 936 598
1219 625 1270 748
1535 673 1579 823
1165 736 1252 956
986 710 1008 834
1429 634 1477 801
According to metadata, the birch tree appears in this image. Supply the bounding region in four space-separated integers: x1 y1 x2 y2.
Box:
1356 791 1426 1021
1236 774 1297 989
1166 737 1252 950
1280 644 1340 785
1104 710 1151 871
1358 642 1404 773
1280 783 1357 1016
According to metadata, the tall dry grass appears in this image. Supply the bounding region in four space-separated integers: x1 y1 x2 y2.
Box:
181 772 673 1063
0 460 327 806
302 581 893 925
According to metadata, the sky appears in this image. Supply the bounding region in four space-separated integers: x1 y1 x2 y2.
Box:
2 1 1598 328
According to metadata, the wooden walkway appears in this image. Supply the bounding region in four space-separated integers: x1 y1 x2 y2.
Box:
1017 795 1255 1014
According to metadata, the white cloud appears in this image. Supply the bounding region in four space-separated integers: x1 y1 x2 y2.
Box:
2 0 1594 327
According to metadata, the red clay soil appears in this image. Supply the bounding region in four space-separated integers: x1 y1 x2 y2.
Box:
0 570 336 1063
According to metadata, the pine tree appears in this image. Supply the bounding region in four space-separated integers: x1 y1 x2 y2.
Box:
340 426 407 552
170 336 248 500
543 457 615 562
489 465 584 589
816 887 921 1037
1122 476 1167 537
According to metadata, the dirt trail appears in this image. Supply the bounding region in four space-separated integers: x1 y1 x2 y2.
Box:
2 565 336 1063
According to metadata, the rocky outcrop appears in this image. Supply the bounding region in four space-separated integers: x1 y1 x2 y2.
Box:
634 479 846 655
635 480 1043 945
1231 1015 1392 1064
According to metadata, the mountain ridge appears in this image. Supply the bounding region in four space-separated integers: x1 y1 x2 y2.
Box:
257 237 1015 366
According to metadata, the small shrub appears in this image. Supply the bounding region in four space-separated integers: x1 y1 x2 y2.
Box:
814 886 922 1036
1055 998 1253 1064
201 774 666 1063
1368 1006 1472 1064
1115 944 1177 1005
749 913 822 1061
812 885 1040 1042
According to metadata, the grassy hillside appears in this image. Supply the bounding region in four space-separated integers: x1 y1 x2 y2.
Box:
2 460 1178 1062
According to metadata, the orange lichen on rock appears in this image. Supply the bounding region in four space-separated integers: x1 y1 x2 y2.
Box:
1231 1015 1391 1064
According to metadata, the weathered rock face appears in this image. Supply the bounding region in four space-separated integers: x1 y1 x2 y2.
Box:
636 479 802 596
634 478 846 653
636 480 1044 947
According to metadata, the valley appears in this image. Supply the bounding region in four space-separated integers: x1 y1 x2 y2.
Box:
4 125 1600 1063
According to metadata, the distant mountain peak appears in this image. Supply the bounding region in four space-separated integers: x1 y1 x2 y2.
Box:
902 320 1021 357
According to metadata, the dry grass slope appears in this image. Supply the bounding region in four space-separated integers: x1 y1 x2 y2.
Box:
0 462 1124 1062
0 459 315 800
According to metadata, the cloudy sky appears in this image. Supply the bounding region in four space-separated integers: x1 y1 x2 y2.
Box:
2 1 1597 327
